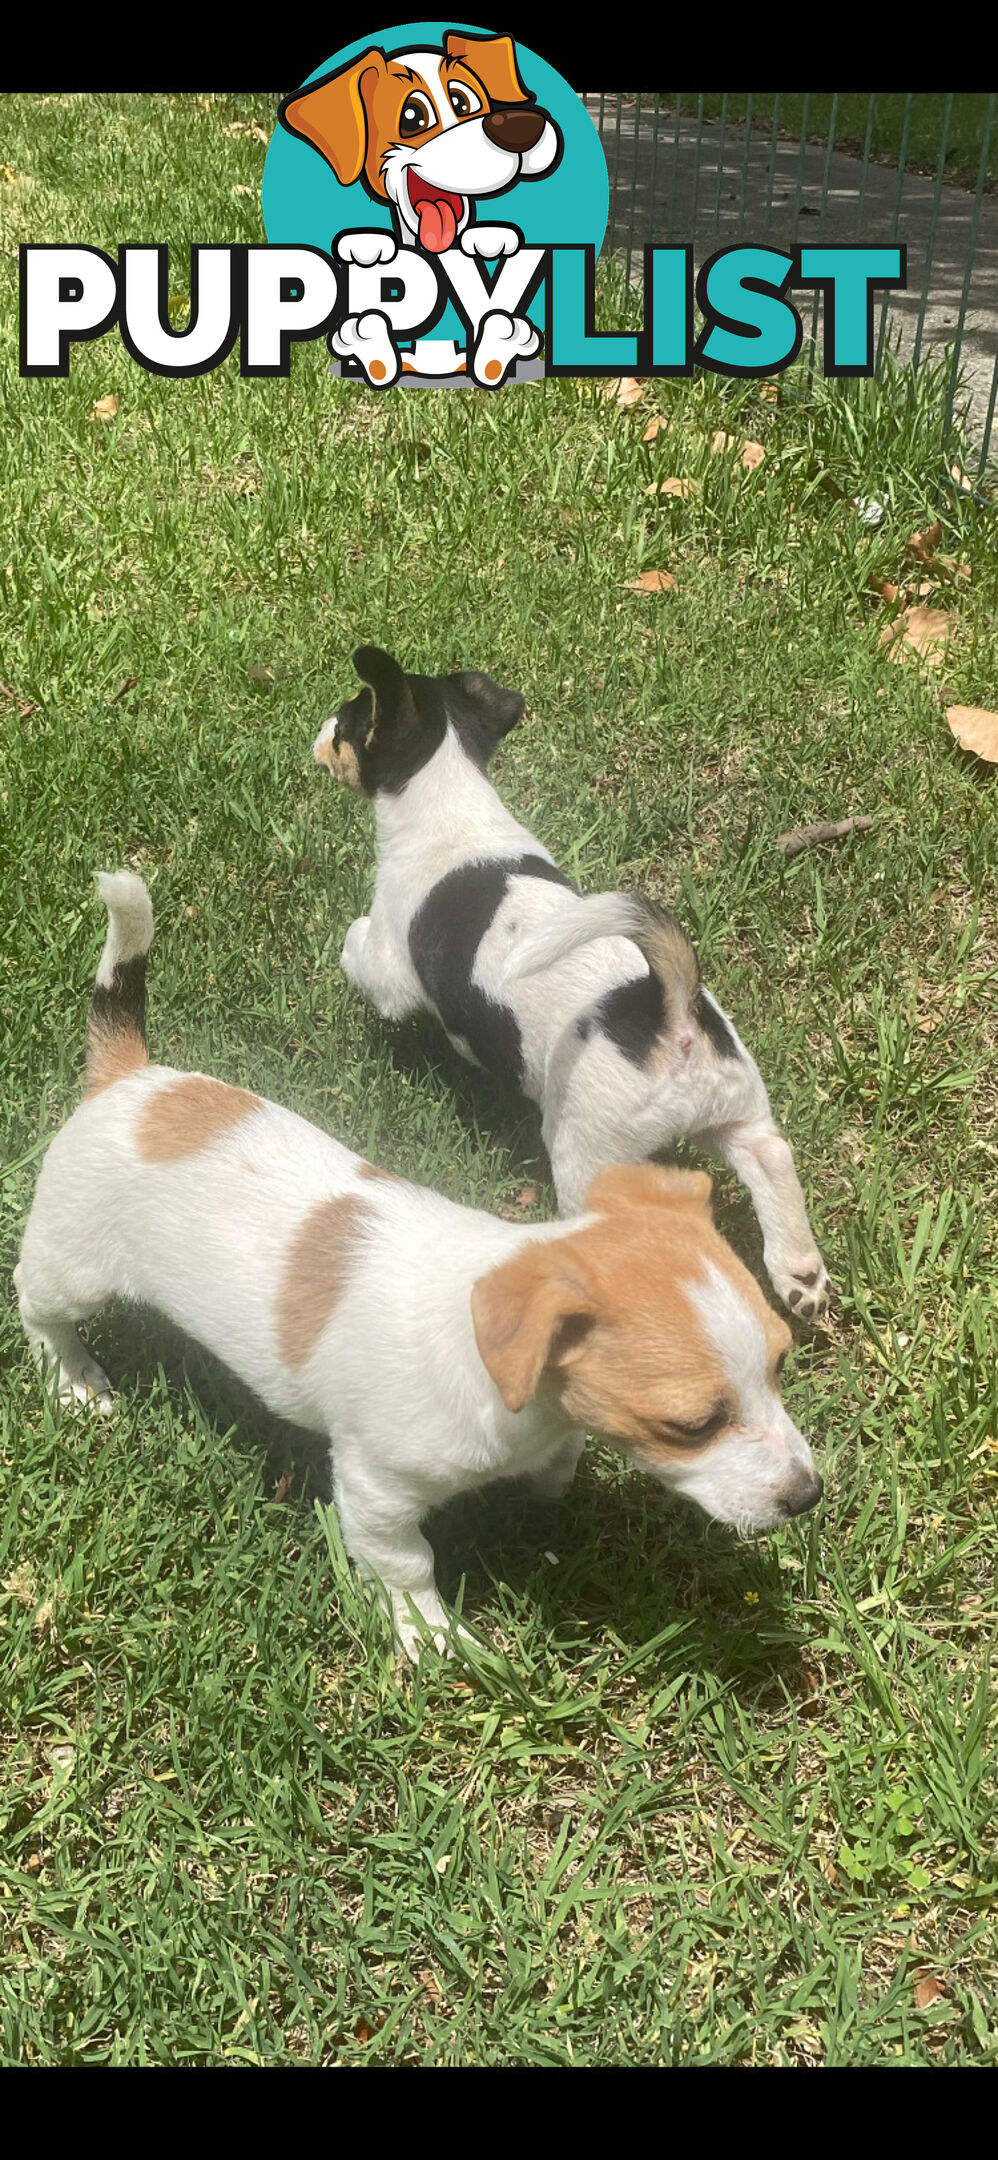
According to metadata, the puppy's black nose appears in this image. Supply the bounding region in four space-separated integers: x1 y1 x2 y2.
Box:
483 105 547 152
780 1471 824 1519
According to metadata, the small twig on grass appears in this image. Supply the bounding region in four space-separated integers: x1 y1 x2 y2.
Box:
776 815 873 860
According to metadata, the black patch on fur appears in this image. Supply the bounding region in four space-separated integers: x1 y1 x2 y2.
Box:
592 970 667 1067
694 988 739 1059
88 955 147 1047
338 646 526 797
408 854 574 1089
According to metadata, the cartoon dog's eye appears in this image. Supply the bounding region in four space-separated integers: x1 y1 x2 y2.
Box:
399 95 435 136
448 84 482 119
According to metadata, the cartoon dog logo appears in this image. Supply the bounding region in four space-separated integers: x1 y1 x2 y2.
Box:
280 29 562 386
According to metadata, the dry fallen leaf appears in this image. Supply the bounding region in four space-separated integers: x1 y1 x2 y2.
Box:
946 705 998 763
758 380 779 403
0 681 38 717
740 440 766 472
907 520 942 564
645 477 698 498
642 414 670 441
624 569 678 592
0 162 18 182
89 393 120 421
881 605 951 667
710 429 736 454
949 462 974 493
514 1184 540 1209
231 184 255 198
868 576 900 604
913 1974 947 2011
607 377 644 408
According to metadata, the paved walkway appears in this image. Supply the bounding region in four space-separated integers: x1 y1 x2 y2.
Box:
588 103 998 443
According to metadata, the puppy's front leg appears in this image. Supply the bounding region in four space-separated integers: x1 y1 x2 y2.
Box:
525 1432 585 1500
334 1473 465 1664
712 1117 831 1321
340 917 422 1022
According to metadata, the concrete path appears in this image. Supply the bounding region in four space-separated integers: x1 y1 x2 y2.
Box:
588 102 998 445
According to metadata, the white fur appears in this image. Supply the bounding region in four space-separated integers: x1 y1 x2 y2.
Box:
327 719 830 1318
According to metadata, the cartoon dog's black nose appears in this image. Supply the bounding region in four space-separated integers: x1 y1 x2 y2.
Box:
482 105 548 152
780 1471 824 1519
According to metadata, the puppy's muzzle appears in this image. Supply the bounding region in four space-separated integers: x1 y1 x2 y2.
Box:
482 106 549 152
779 1470 824 1519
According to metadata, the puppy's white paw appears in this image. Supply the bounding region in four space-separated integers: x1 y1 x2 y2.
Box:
335 231 398 267
59 1355 114 1415
460 225 520 259
470 309 540 387
330 311 400 387
340 916 371 983
768 1252 831 1323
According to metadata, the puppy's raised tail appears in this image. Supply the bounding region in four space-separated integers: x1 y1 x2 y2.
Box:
502 890 701 1002
84 870 154 1097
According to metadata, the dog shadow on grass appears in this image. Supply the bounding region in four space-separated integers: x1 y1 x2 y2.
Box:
88 1299 813 1702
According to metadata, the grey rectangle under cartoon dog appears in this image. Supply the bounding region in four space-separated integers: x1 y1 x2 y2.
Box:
315 646 829 1322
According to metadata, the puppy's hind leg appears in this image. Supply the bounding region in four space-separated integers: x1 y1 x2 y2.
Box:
14 1262 114 1414
340 918 423 1024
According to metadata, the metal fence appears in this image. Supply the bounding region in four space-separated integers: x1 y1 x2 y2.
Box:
587 94 998 471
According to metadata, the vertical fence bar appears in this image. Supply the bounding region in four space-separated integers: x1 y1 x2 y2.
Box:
877 93 913 372
807 95 840 383
667 94 682 244
646 92 662 248
690 92 705 248
607 92 624 252
792 92 811 232
856 93 876 235
945 93 995 444
763 94 782 243
912 92 954 370
712 92 729 237
624 94 642 282
737 92 754 241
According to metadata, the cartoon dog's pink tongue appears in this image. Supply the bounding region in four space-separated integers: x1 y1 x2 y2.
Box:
408 171 463 253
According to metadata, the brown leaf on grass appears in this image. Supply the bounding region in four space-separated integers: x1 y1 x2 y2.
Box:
89 393 120 421
645 477 698 498
758 380 779 404
710 429 736 454
868 576 900 604
740 440 766 471
513 1183 540 1209
231 184 255 198
0 162 18 182
110 676 139 704
606 377 644 408
271 1470 295 1504
949 462 974 493
0 681 38 718
913 1974 947 2011
946 706 998 763
880 605 952 667
642 414 671 441
353 2017 374 2044
907 520 942 564
624 569 678 592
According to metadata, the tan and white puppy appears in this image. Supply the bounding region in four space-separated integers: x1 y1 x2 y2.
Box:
15 874 822 1662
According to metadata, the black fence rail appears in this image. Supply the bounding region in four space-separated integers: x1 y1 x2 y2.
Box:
587 94 998 469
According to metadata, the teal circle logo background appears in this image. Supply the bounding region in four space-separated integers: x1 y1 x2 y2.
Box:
262 21 609 348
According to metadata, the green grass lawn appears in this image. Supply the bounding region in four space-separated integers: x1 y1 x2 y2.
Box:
1 94 997 2067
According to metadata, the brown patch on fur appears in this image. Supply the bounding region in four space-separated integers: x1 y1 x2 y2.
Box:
136 1076 261 1163
276 1194 372 1368
85 1023 148 1098
473 1181 790 1448
315 733 363 793
358 1161 399 1181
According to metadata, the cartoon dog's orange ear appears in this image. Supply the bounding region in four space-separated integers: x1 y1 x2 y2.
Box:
280 49 387 185
444 31 532 105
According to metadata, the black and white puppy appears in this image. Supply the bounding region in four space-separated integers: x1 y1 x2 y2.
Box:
314 647 830 1320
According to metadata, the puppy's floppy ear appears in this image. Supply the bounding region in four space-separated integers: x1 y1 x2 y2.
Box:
447 670 525 767
352 645 416 733
280 50 386 185
586 1164 714 1216
472 1244 595 1414
444 30 532 105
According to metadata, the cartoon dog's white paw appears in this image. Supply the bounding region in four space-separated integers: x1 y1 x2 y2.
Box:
460 225 521 259
340 916 371 983
470 309 540 387
330 311 400 387
335 231 398 268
